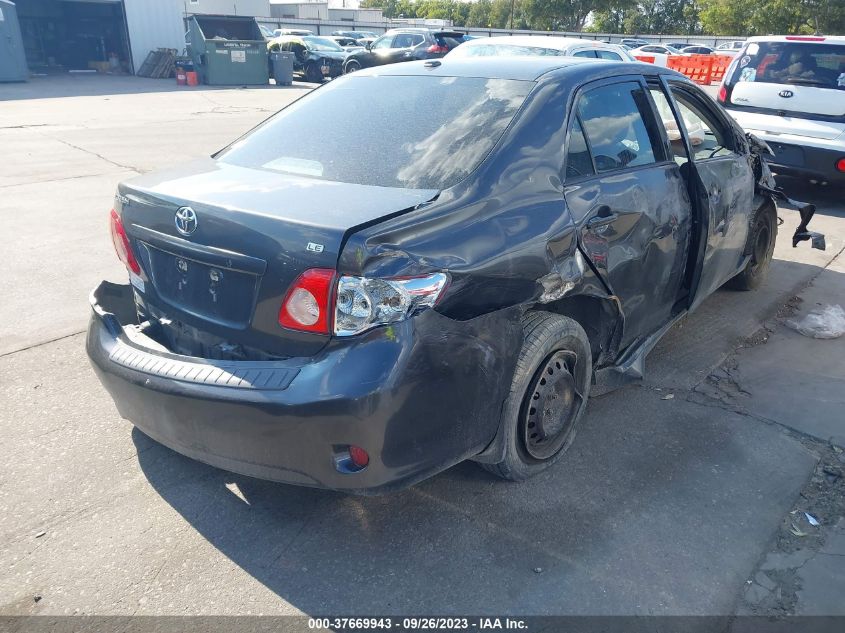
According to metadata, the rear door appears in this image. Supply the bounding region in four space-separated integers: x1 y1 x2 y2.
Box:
664 79 754 308
563 77 693 348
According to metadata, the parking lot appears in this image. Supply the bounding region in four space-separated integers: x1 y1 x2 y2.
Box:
1 74 844 619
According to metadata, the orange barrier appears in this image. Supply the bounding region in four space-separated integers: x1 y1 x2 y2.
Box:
634 55 656 64
667 54 713 85
709 55 731 84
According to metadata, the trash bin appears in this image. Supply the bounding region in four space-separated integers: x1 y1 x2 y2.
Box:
186 14 269 86
270 51 294 86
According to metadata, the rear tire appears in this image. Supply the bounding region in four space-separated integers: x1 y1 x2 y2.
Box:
481 312 592 482
726 203 777 291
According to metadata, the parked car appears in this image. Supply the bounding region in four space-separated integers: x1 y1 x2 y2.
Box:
268 35 346 83
716 40 746 56
273 28 314 38
327 36 363 52
332 30 378 41
717 35 845 186
447 35 635 62
621 38 650 49
89 56 823 493
681 45 715 55
666 41 691 50
630 44 687 66
343 28 466 73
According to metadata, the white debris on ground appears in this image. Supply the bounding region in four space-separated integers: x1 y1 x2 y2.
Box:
786 305 845 339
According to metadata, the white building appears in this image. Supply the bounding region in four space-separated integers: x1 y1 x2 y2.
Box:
269 0 383 22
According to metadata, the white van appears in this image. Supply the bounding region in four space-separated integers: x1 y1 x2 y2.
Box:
717 35 845 186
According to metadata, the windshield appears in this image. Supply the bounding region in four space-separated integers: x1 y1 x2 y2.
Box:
727 41 845 90
665 45 684 54
302 36 343 52
450 43 565 57
219 75 533 190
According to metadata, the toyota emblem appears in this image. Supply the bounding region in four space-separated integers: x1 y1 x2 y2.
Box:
175 206 198 236
778 90 794 98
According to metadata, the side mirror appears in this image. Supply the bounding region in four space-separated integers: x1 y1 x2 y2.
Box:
365 42 372 50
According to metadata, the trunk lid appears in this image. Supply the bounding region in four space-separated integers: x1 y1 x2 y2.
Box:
118 158 437 358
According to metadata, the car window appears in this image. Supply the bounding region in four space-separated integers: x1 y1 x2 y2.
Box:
573 50 597 58
642 46 660 53
669 86 735 160
596 50 622 61
394 34 423 48
649 87 689 164
727 41 845 91
565 117 594 180
372 36 393 50
219 75 533 190
577 81 660 173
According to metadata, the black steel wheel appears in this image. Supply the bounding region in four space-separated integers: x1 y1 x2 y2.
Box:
479 312 592 481
727 202 777 291
521 350 583 461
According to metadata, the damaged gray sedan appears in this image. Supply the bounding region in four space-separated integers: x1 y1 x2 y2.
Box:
88 57 823 493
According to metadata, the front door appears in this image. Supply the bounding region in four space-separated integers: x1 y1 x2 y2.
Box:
563 78 693 349
663 80 754 309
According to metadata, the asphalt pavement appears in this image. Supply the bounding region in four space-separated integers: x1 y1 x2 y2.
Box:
1 74 843 618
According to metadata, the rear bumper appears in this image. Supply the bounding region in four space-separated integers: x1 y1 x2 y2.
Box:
764 140 845 184
724 114 845 184
87 282 519 493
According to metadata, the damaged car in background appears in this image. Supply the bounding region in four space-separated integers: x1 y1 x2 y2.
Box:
88 58 823 494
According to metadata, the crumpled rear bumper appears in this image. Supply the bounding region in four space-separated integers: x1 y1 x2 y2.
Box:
86 281 519 493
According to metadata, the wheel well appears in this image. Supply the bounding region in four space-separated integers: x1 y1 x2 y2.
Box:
531 295 620 367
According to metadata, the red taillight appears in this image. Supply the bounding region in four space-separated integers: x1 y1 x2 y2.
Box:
427 44 448 54
785 36 825 41
836 158 845 173
278 268 335 334
717 84 727 104
109 209 140 275
348 445 369 469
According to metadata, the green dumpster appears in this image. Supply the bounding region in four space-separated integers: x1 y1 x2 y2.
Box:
187 15 269 86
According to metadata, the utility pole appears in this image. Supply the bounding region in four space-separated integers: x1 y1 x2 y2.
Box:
509 0 515 30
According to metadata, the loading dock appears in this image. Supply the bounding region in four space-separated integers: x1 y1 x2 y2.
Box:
14 0 132 73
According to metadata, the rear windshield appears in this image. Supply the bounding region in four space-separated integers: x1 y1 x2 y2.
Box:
727 41 845 90
219 75 532 190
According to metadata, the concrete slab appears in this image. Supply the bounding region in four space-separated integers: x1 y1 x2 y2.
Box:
700 254 845 445
0 337 817 615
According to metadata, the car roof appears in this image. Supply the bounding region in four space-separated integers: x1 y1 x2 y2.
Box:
459 35 619 51
745 35 845 44
351 56 675 82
